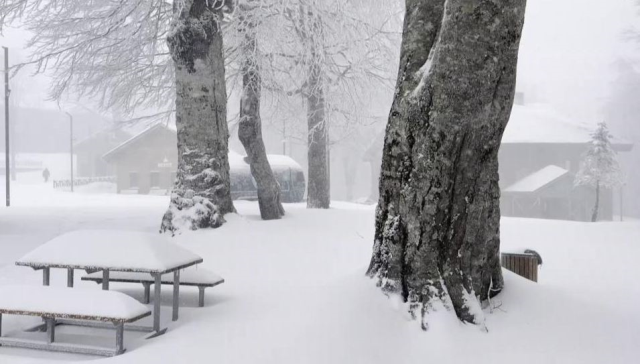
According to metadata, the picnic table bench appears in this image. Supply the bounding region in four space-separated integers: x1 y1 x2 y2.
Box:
14 230 204 337
0 285 151 356
82 268 225 307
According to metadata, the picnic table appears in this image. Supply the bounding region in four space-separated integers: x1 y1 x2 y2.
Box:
15 230 203 337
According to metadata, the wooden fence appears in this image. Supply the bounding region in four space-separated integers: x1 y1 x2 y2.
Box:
53 176 117 190
500 251 542 282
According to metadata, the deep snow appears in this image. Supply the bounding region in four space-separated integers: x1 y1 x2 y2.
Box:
0 183 639 363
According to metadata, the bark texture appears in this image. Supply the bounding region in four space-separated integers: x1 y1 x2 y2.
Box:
238 19 285 220
306 67 330 209
367 0 527 328
301 7 330 209
161 0 235 234
592 181 600 222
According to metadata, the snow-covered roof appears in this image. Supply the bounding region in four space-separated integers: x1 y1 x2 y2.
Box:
16 230 203 273
504 165 569 193
503 104 631 148
228 151 303 172
364 104 633 161
102 123 171 160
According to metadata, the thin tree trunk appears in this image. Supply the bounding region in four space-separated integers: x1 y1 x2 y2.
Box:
367 0 527 329
238 18 285 220
306 60 330 209
161 0 235 234
592 181 600 222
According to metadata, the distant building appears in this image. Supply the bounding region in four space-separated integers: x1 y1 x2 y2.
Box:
75 129 131 178
499 104 632 221
103 124 306 201
363 102 634 221
103 124 178 195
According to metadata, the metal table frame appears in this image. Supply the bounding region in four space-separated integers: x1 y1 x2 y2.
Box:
16 259 203 337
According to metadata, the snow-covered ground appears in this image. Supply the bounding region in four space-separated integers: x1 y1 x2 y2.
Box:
0 184 639 363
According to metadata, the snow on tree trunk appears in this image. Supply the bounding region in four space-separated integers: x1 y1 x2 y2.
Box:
161 0 235 234
239 20 285 220
367 0 527 329
592 182 600 222
306 56 330 209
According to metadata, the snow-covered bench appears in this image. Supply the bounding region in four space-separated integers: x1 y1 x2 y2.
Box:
0 285 151 357
82 268 224 307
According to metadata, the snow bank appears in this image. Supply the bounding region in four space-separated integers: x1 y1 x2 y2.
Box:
0 187 639 364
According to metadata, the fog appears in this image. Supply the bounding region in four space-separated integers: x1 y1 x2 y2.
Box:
0 0 638 217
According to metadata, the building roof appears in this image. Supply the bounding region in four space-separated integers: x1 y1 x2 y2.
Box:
103 124 304 171
102 123 171 161
503 104 632 149
504 165 569 193
363 103 634 161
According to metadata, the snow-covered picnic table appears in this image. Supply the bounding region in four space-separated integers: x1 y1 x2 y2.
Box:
15 230 203 336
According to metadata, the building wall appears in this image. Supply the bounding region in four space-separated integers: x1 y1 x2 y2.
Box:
109 128 177 194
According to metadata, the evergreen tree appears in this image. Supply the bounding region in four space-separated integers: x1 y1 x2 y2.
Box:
575 122 623 222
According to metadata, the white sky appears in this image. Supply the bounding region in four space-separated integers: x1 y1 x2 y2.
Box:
517 0 639 124
1 0 638 123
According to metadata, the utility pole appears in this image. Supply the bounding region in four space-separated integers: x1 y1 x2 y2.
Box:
3 46 10 207
282 119 286 155
65 112 74 192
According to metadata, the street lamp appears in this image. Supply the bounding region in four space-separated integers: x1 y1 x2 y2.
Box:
2 46 10 207
64 111 74 192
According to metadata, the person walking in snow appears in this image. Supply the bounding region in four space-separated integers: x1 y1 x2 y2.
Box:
42 168 50 183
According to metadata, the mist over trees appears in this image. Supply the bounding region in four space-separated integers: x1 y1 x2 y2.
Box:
0 0 399 222
606 60 640 218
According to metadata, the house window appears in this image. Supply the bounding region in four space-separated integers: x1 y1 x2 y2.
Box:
150 171 160 188
129 172 139 188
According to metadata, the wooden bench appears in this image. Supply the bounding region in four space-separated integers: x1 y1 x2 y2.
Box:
82 268 224 307
501 250 543 282
0 285 151 356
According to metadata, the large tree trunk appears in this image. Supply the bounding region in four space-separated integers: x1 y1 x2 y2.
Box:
306 61 330 209
592 181 600 222
161 0 235 234
367 0 527 329
238 18 285 220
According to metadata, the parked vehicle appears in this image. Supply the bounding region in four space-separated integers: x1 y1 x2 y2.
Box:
229 153 306 203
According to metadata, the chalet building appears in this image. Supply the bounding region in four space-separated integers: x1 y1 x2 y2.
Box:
499 104 632 221
75 129 131 178
103 125 178 195
364 102 633 221
103 124 306 201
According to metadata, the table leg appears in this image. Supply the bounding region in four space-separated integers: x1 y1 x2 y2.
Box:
67 268 74 288
142 282 151 304
115 322 125 355
102 269 109 290
198 287 205 307
46 318 55 344
153 273 161 332
172 270 180 321
43 268 50 286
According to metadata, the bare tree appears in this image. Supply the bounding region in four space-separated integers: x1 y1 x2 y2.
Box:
255 0 400 209
367 0 527 328
0 0 236 232
226 1 285 220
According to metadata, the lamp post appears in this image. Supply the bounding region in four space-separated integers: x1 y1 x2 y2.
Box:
2 46 10 207
64 111 74 192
